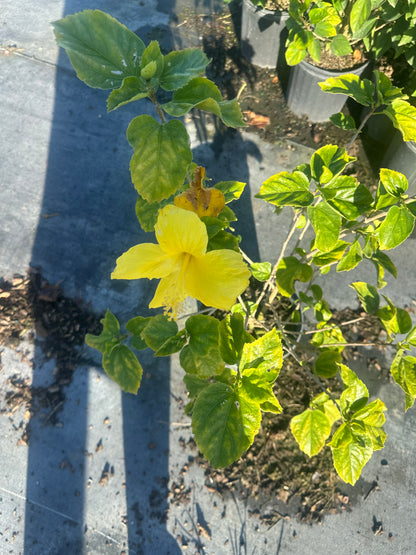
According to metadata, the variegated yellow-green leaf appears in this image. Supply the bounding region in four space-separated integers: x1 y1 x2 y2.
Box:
390 350 416 411
319 75 374 106
329 422 373 485
384 99 416 141
291 408 332 457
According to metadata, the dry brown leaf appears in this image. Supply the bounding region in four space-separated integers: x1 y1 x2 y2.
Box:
243 110 270 129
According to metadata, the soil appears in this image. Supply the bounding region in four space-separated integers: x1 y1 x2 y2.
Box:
0 269 102 441
175 2 379 190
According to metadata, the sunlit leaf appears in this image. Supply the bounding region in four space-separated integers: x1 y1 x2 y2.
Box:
275 256 313 297
377 205 415 250
329 422 373 484
308 202 341 252
291 408 332 457
319 75 374 106
256 171 313 208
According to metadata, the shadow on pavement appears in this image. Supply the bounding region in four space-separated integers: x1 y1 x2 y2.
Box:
24 1 258 552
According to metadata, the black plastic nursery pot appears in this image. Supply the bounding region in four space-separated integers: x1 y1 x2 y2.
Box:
241 0 289 69
382 132 416 193
286 59 370 123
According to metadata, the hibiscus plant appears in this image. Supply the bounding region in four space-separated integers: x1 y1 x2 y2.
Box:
54 10 416 486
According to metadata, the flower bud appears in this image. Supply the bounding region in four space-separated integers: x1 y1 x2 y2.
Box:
141 60 157 80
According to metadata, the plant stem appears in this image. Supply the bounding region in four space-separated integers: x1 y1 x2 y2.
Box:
150 91 166 123
346 106 376 151
254 212 302 317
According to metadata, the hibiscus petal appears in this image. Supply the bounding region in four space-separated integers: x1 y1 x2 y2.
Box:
155 205 207 257
111 243 176 280
185 250 250 310
149 270 188 313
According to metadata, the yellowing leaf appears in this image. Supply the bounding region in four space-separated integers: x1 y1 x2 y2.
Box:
174 167 225 217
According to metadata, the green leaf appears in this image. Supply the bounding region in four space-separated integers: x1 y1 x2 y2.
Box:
350 282 380 314
275 256 313 297
308 202 341 252
312 240 349 267
140 314 185 355
256 171 313 208
311 145 355 184
390 351 416 410
140 40 164 87
183 373 209 400
192 382 261 467
329 422 373 485
350 0 371 34
330 34 353 56
107 76 148 111
377 205 415 250
207 230 240 252
102 344 143 394
214 181 246 203
384 99 416 141
337 239 363 272
52 10 145 89
180 315 225 378
85 309 120 354
291 408 332 457
135 194 173 232
127 115 192 202
319 75 374 106
375 176 400 210
370 251 397 280
330 112 356 130
126 315 151 350
219 313 252 365
162 77 245 127
314 350 342 378
160 48 209 91
308 38 322 62
239 328 283 378
322 176 373 219
250 262 272 282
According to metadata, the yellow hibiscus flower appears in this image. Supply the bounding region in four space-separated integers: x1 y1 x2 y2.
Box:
111 205 250 316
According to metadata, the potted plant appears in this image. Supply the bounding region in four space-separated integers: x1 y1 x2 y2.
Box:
284 0 388 121
241 0 290 68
